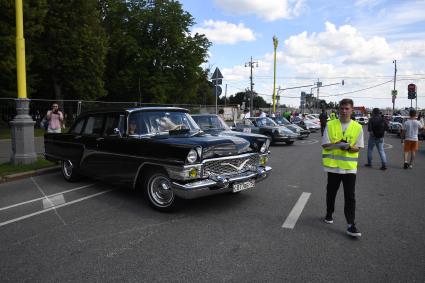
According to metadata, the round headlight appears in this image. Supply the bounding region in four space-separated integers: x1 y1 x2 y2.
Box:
186 149 198 164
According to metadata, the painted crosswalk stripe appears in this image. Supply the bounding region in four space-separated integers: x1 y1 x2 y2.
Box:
0 184 95 212
0 189 112 227
282 192 311 229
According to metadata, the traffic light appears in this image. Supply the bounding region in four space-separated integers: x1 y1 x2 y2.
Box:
408 84 416 99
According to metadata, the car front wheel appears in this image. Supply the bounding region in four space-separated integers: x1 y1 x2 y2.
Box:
144 170 179 212
61 160 80 182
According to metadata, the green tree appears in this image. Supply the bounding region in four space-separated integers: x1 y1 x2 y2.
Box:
0 0 47 98
33 0 108 101
101 0 211 104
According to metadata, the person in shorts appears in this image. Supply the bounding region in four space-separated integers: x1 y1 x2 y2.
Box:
401 109 423 169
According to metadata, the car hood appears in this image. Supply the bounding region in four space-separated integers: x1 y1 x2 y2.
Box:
151 132 252 158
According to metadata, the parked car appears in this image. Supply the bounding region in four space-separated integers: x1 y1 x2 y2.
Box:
44 107 272 211
355 116 369 125
233 117 298 144
270 116 310 139
388 116 408 135
191 114 271 147
292 116 321 132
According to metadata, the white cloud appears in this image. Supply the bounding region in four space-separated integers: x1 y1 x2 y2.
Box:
354 1 425 40
192 20 256 45
283 22 397 66
213 0 306 21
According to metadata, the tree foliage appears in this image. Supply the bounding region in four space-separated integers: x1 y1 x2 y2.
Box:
0 0 48 98
0 0 212 104
100 0 211 103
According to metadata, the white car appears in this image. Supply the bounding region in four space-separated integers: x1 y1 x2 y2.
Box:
355 116 369 125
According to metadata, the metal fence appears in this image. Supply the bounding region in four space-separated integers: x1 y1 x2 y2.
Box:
0 98 241 129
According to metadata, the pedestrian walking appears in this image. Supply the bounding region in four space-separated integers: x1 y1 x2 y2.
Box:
322 98 364 237
365 108 387 170
319 108 328 136
218 109 225 120
46 103 64 133
401 109 423 169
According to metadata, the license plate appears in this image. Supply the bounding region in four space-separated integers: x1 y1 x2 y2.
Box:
232 180 255 193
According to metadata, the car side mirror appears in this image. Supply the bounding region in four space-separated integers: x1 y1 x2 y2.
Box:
113 128 122 137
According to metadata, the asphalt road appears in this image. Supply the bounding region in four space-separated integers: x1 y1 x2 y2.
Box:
0 130 424 282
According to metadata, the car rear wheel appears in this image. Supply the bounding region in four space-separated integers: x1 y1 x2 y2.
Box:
61 160 80 182
143 170 179 212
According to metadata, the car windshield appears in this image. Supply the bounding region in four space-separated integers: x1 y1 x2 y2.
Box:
192 115 230 130
128 111 200 135
275 116 290 125
256 117 278 127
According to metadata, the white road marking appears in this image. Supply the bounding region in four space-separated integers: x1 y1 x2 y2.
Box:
282 192 311 229
31 177 67 225
42 194 65 209
287 185 299 188
0 189 112 227
0 184 95 212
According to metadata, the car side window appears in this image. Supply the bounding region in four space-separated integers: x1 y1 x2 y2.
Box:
103 115 120 136
71 118 85 134
83 115 104 135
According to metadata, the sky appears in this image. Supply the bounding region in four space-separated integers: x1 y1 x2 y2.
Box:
179 0 425 110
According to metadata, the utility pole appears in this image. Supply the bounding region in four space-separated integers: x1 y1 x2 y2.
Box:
224 83 227 107
245 57 258 116
392 60 397 113
316 78 322 113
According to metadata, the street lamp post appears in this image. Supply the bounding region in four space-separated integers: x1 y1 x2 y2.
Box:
272 36 278 113
10 0 36 164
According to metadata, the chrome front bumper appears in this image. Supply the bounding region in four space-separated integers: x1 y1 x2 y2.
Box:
171 166 272 199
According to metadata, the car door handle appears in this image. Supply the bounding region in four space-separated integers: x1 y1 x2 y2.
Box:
96 137 104 142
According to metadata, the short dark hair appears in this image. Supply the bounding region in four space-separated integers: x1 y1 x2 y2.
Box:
339 98 353 107
372 108 380 115
409 109 417 117
218 109 224 114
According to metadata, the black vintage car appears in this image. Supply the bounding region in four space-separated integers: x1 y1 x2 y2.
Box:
233 117 298 145
44 107 272 211
191 114 271 146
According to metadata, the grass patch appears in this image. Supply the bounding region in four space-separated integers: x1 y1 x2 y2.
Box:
0 158 56 178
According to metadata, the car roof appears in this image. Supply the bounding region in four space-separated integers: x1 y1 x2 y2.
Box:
79 107 188 117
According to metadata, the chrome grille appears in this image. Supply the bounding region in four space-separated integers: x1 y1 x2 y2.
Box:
202 154 259 177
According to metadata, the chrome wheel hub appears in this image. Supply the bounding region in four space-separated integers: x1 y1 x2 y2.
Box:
149 175 174 207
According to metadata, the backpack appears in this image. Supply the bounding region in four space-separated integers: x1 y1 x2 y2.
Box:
371 117 385 138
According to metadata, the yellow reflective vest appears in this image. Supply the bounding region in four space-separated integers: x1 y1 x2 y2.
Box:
330 112 337 120
322 119 362 170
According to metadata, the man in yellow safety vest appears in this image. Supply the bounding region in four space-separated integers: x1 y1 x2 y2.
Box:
321 98 364 237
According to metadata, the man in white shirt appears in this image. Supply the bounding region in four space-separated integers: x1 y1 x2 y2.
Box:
401 109 424 169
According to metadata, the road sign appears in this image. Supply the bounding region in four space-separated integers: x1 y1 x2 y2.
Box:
213 86 222 96
408 83 417 99
211 67 223 85
391 90 397 96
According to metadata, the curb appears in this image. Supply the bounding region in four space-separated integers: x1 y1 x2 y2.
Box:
0 165 60 184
